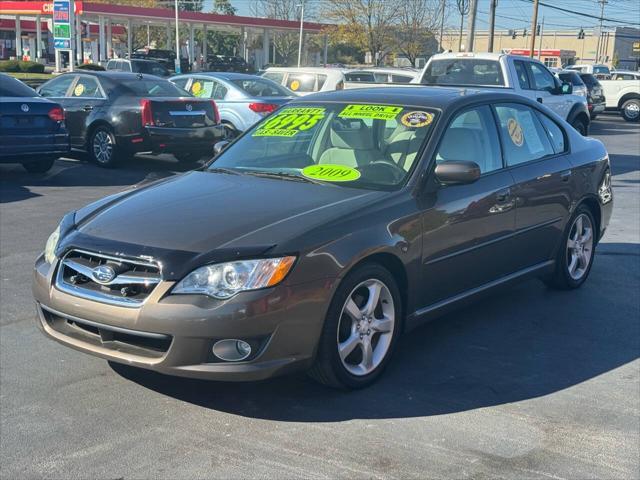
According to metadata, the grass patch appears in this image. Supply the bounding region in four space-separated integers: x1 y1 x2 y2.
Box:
6 72 52 80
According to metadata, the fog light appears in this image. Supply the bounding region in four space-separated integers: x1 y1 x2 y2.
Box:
212 339 251 362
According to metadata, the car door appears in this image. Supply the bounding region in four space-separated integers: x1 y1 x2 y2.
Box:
418 105 518 308
493 102 573 269
526 61 572 119
63 75 107 148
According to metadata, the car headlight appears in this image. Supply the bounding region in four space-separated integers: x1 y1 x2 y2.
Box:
172 256 296 299
44 224 61 264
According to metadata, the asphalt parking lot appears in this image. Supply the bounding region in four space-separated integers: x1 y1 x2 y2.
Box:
1 114 638 479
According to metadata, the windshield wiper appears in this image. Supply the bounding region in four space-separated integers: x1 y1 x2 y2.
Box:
206 167 242 176
243 171 325 185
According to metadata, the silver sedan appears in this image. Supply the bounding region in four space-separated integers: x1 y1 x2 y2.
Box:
169 72 295 137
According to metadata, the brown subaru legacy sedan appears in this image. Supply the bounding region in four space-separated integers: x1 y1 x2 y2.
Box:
33 87 613 389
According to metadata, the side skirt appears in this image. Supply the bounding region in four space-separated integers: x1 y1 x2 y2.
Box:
405 260 555 332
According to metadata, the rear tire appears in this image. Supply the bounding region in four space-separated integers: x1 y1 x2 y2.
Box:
308 263 402 389
543 205 597 290
89 126 119 168
22 157 55 173
621 99 640 122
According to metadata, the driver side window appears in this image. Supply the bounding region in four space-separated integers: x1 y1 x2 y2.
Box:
435 106 503 174
528 62 556 93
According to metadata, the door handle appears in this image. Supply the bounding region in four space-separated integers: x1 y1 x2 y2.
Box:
496 188 511 202
82 105 94 112
536 97 543 103
560 170 572 182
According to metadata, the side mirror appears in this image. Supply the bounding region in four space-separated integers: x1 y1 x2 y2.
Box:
434 161 481 185
559 81 573 95
213 140 230 156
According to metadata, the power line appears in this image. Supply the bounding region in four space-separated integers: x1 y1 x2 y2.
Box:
518 0 640 25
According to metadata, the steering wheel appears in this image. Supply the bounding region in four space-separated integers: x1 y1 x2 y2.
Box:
358 159 406 184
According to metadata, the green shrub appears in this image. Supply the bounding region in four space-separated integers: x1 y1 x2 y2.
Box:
77 63 105 71
18 61 45 73
0 60 21 72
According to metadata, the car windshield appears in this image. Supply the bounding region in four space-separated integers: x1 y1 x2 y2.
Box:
421 59 505 86
210 102 437 190
135 62 168 76
122 79 188 97
580 74 599 88
231 78 290 97
0 75 38 97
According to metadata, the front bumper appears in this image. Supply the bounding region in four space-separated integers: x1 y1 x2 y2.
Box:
33 254 336 381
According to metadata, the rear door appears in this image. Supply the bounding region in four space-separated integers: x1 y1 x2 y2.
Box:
63 75 107 147
494 102 572 269
419 105 517 307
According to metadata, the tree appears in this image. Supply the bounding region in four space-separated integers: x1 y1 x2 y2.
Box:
323 0 400 65
394 0 440 66
208 0 239 57
251 0 312 65
212 0 236 16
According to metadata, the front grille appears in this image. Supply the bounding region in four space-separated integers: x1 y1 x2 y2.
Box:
55 249 161 308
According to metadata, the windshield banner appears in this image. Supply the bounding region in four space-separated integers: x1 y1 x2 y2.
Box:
339 104 402 121
253 107 325 137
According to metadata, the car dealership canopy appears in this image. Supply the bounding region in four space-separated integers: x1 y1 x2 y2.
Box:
0 1 327 68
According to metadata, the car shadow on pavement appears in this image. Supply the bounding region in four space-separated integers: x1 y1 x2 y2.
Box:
110 247 639 421
0 156 200 204
609 154 640 176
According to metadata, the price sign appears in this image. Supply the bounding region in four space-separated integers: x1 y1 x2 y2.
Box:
53 0 73 50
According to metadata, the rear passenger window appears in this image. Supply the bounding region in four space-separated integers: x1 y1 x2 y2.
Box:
286 74 316 93
514 61 530 89
435 105 503 174
72 76 102 98
263 72 284 84
495 104 555 166
536 112 567 154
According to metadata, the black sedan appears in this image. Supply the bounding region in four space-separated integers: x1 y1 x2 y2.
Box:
0 73 70 173
33 87 613 389
37 72 224 167
579 73 606 120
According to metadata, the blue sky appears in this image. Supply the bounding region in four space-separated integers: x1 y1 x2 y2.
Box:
204 0 639 31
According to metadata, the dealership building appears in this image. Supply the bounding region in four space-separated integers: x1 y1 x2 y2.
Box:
0 1 325 69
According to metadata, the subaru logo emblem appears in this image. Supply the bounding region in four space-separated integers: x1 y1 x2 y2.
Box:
186 104 193 112
92 265 116 284
21 104 30 112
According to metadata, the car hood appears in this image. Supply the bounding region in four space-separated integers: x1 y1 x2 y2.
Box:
63 171 379 279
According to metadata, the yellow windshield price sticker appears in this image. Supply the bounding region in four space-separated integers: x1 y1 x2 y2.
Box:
191 81 202 95
339 104 403 121
302 164 361 182
73 84 85 96
507 118 524 147
290 80 301 91
253 107 325 137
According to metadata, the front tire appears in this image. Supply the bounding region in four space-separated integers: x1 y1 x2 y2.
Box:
22 157 55 173
621 99 640 122
309 263 402 389
571 117 588 136
544 205 596 290
89 126 119 168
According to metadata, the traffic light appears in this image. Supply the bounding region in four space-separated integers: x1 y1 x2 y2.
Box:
536 24 541 35
523 28 527 37
511 30 517 39
578 28 585 39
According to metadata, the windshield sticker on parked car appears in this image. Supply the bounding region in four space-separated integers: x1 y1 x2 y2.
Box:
73 84 85 96
253 107 325 137
339 104 403 121
507 118 524 147
400 111 434 128
289 80 301 91
190 81 213 98
301 164 361 182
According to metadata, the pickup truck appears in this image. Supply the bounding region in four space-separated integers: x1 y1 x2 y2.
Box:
598 76 640 122
414 52 591 135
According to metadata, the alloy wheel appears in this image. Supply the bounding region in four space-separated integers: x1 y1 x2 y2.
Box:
93 130 113 165
336 279 395 376
566 213 594 281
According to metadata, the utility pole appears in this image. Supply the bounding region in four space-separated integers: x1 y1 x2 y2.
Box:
465 0 478 52
529 0 539 57
487 0 498 53
537 16 544 60
174 0 181 73
438 0 446 52
595 0 607 63
297 0 304 67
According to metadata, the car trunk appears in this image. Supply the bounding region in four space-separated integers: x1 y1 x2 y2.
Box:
144 98 219 128
0 97 62 135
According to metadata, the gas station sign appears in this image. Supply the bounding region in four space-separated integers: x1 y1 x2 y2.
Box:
53 0 73 49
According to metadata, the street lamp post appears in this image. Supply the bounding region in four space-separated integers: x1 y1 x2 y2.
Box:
174 0 181 73
297 0 304 68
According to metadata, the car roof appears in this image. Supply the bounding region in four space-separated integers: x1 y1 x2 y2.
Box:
347 68 419 76
290 85 531 111
430 52 507 61
186 72 260 81
612 70 639 75
265 67 347 73
55 71 164 81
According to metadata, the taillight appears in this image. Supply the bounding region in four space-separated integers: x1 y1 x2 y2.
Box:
140 99 153 126
249 103 278 115
48 106 64 122
210 100 220 124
